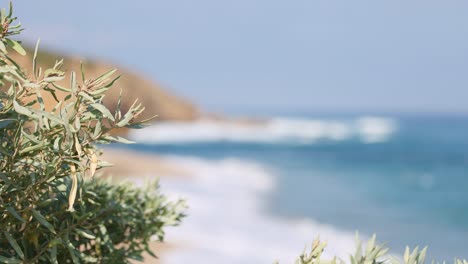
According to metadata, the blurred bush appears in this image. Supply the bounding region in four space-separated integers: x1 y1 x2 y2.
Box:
282 235 467 264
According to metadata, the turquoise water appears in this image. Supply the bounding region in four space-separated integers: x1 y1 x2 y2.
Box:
123 114 468 260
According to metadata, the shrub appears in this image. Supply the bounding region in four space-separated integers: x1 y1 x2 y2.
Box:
0 3 185 263
283 235 467 264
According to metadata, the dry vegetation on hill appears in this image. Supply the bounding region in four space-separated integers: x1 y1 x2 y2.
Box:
10 46 200 123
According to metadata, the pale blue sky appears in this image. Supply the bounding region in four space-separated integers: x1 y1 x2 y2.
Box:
14 1 468 113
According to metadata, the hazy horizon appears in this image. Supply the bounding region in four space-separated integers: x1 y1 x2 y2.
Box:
14 1 468 114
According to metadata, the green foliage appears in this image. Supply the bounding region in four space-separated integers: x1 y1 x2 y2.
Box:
0 3 185 263
282 234 467 264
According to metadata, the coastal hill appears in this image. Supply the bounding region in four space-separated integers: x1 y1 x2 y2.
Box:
9 46 200 122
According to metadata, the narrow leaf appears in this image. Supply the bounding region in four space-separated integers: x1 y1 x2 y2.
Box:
95 68 116 83
31 209 56 234
90 103 115 121
90 152 98 178
0 41 6 53
33 38 40 78
6 207 25 223
5 38 26 55
3 231 24 259
67 165 78 212
75 229 96 239
67 242 80 264
13 100 35 118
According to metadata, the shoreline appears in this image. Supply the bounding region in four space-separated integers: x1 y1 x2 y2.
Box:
101 148 191 264
101 147 358 263
101 148 192 180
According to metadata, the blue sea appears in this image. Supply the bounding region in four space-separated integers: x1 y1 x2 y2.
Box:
119 113 468 263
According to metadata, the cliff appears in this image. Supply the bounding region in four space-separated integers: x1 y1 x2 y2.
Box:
9 46 200 122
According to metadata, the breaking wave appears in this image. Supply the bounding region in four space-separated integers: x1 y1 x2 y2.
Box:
131 156 359 263
130 117 397 144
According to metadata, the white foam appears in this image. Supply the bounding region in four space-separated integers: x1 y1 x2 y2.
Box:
130 117 397 144
131 156 359 263
356 117 397 143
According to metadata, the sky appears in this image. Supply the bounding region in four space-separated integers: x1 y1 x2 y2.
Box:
12 0 468 114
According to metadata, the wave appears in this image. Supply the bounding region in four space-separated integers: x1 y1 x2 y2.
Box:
130 156 358 263
130 116 397 144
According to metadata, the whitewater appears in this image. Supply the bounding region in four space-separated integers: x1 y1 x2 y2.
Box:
131 117 396 144
127 116 398 262
125 114 468 261
131 155 358 263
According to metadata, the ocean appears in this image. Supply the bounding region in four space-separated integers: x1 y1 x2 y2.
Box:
118 113 468 263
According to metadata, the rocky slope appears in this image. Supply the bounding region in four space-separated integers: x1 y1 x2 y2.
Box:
9 46 200 122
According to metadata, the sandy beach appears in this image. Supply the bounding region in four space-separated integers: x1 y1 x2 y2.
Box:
101 148 192 180
101 148 189 264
